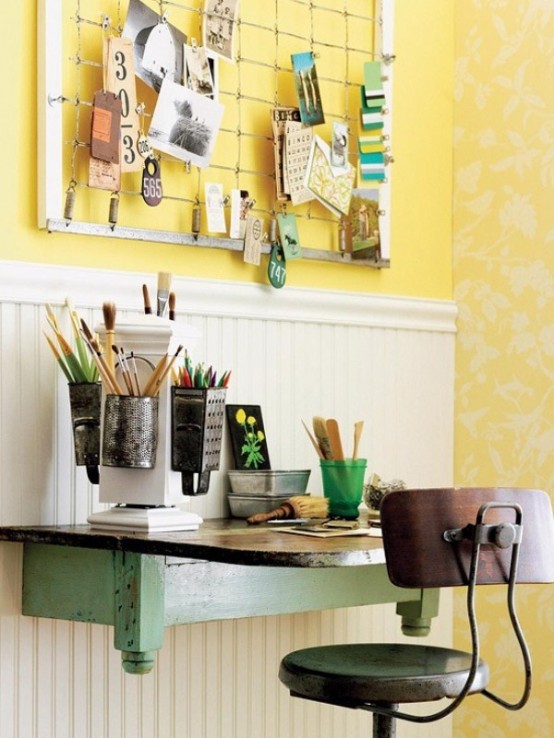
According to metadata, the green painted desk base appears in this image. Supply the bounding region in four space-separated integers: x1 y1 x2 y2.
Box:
21 543 439 675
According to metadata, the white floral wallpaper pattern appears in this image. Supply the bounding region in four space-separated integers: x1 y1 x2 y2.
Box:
454 2 554 736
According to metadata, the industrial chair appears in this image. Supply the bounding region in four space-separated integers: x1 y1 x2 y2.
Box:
279 487 554 737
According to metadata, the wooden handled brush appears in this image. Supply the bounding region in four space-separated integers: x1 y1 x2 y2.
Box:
246 496 329 525
102 302 117 376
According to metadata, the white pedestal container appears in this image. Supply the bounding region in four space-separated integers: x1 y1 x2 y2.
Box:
87 315 203 531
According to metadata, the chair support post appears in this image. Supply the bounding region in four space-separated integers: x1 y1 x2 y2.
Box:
373 704 398 738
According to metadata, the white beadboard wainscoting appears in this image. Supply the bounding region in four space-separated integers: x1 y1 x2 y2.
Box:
0 261 457 738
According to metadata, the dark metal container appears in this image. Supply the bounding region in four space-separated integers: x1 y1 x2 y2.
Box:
171 387 226 495
102 395 159 469
68 382 101 484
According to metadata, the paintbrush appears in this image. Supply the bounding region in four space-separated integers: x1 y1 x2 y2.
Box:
130 351 142 396
55 332 88 384
142 284 152 315
313 416 334 460
168 291 176 320
152 344 184 395
102 302 117 377
156 271 172 317
66 298 96 382
142 354 169 397
80 319 122 395
247 496 329 525
112 346 134 395
43 332 74 382
301 419 324 459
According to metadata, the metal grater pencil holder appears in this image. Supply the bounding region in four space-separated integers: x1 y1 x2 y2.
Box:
102 395 159 469
68 382 101 485
171 387 226 495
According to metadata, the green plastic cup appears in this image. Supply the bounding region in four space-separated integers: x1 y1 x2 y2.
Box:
320 458 367 519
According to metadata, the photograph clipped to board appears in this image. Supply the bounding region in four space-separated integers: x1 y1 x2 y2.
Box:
203 0 240 63
123 0 187 92
148 78 224 168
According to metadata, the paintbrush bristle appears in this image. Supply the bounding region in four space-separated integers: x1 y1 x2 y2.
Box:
102 302 116 331
157 271 172 291
80 318 94 342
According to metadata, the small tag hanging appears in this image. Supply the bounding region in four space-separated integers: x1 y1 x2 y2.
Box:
268 243 286 289
91 90 122 164
142 156 163 206
64 181 77 221
108 192 120 228
243 215 263 266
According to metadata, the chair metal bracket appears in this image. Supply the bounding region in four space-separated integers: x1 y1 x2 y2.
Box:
443 521 522 549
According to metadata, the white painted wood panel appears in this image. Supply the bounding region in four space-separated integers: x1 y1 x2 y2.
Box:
0 261 456 737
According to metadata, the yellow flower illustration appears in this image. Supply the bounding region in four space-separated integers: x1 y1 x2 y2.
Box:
234 408 265 469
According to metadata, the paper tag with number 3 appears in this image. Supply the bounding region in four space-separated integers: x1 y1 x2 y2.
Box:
142 157 163 206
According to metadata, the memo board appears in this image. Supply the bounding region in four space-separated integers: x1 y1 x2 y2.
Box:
38 0 394 268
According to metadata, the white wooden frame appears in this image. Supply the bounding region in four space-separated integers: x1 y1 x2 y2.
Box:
37 0 395 264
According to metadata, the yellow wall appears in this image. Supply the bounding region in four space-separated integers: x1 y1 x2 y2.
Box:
1 0 453 300
453 3 554 736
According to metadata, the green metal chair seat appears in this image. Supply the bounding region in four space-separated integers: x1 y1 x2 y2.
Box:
280 643 489 705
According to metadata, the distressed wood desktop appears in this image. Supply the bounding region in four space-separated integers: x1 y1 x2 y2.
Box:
0 516 439 674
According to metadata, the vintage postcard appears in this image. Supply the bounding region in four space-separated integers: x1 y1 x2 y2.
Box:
304 135 355 216
123 0 187 92
203 0 240 63
148 79 224 168
291 51 325 127
271 107 301 201
184 43 217 99
284 122 314 206
331 121 349 170
277 212 302 260
205 182 227 232
350 188 380 259
243 215 263 265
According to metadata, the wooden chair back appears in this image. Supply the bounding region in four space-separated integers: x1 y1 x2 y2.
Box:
380 487 554 588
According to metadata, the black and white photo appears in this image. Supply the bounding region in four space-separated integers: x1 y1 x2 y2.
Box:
123 0 187 92
148 78 224 168
184 43 218 100
203 0 240 63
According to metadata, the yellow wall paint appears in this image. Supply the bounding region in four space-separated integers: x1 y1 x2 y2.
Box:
453 2 554 736
0 0 453 300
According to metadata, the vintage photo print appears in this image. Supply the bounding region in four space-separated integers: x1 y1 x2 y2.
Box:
291 51 325 127
184 44 218 100
123 0 187 92
148 78 224 168
203 0 240 63
350 188 380 256
331 121 349 169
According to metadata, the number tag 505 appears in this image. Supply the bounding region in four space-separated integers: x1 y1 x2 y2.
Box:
142 157 163 206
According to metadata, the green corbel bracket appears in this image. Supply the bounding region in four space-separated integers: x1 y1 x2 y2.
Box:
113 551 165 675
22 544 165 675
397 588 440 637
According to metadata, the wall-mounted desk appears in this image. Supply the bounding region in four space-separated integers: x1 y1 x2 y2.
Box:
0 517 439 675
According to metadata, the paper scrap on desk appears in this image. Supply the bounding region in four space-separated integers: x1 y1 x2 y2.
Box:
279 525 382 538
304 135 355 216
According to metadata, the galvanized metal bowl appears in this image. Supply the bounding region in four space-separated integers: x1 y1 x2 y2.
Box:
227 469 311 496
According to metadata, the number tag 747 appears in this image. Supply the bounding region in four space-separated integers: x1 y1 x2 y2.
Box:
142 157 163 206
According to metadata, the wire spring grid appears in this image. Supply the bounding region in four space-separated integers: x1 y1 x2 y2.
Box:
61 0 386 260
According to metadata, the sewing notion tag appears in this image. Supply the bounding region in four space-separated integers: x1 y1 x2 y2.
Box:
91 90 122 163
268 244 286 289
243 215 263 266
142 157 163 206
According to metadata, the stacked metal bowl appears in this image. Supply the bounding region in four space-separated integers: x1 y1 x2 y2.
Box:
227 469 311 518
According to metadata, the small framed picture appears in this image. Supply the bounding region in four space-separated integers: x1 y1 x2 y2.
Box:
226 405 271 470
184 43 219 100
